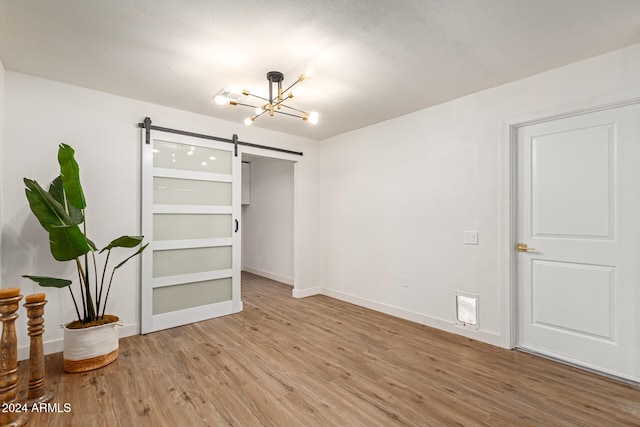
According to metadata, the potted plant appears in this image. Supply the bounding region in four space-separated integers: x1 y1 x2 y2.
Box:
22 143 147 373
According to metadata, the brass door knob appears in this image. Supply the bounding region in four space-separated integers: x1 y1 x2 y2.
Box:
517 243 536 252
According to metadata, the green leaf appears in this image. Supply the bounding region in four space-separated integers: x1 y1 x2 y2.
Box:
58 143 86 210
24 178 75 231
22 275 72 288
49 176 84 225
49 225 92 261
99 235 145 253
114 243 149 270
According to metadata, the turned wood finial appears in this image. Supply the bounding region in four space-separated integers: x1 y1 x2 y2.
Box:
0 290 29 426
25 294 45 304
24 294 53 405
0 289 19 299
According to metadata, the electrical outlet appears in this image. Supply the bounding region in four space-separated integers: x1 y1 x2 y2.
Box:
400 274 409 288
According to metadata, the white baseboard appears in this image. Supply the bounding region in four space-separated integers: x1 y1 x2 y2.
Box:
292 287 322 298
307 286 501 347
242 266 293 285
19 322 140 361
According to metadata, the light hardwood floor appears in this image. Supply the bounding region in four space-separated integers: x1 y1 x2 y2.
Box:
16 272 640 426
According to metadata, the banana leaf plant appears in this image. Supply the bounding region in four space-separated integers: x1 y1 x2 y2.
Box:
22 143 147 324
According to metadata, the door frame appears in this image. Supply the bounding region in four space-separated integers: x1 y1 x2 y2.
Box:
238 144 300 295
499 92 640 349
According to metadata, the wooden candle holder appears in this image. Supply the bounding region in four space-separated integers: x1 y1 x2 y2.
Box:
24 293 52 405
0 288 29 426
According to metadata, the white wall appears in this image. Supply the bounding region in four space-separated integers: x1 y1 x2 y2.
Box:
2 72 320 358
0 59 4 289
242 157 295 284
4 42 640 360
318 43 640 345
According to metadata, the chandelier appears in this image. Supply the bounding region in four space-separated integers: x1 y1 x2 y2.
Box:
213 68 318 126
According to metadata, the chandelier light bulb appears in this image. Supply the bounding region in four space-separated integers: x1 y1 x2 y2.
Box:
304 68 314 79
308 112 319 124
213 94 228 105
292 86 305 97
244 117 254 126
255 107 263 114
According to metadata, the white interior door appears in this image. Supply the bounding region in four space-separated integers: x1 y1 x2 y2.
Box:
516 103 640 382
141 130 241 333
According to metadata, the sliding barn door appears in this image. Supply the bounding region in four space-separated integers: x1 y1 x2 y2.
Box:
141 130 241 333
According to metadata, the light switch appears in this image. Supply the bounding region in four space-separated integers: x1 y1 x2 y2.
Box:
464 231 478 245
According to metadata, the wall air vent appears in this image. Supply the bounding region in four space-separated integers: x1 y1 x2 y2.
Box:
455 291 478 330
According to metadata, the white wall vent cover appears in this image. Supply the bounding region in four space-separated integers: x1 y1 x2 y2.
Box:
455 291 478 330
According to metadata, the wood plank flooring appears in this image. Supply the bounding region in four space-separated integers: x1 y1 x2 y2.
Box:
15 272 640 426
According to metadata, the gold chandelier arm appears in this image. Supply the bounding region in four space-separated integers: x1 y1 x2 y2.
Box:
253 108 269 119
280 68 313 94
267 90 305 113
243 92 270 103
274 101 307 115
230 101 261 109
271 110 305 119
280 79 301 96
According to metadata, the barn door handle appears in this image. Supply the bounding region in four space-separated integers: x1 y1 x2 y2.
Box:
516 243 536 252
235 219 239 233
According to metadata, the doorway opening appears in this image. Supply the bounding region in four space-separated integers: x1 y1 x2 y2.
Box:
241 153 296 292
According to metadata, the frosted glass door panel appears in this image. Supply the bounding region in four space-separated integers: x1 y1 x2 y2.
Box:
142 129 241 334
153 246 232 277
153 278 232 315
153 140 232 174
153 177 231 205
153 214 232 240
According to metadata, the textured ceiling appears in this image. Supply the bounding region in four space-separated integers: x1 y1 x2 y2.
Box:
1 0 640 140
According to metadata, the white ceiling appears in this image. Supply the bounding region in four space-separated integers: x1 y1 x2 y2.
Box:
1 1 640 140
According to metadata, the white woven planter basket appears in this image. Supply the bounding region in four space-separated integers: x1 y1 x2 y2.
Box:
62 319 124 373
